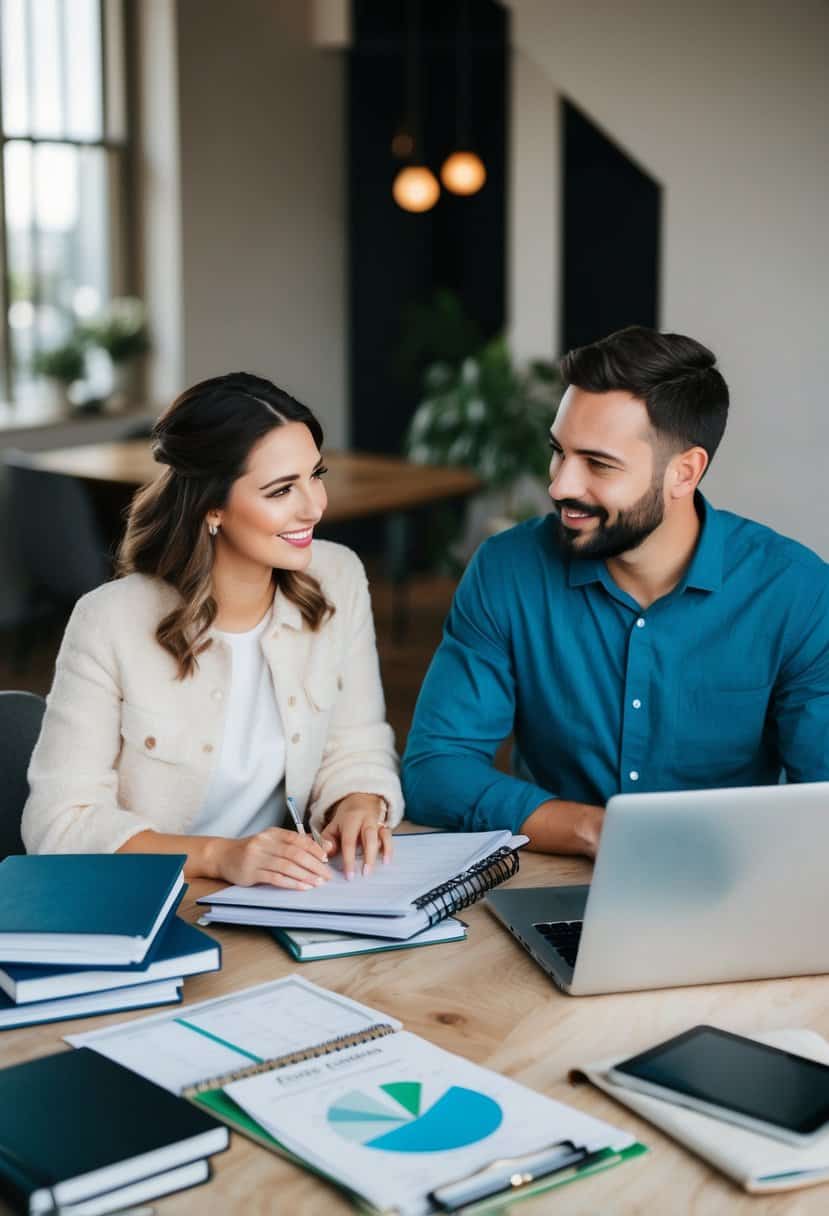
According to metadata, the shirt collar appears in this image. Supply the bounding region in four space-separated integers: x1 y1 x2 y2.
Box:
681 493 723 592
270 586 303 631
565 492 723 593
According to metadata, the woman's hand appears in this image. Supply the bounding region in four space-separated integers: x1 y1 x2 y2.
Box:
212 827 332 889
320 793 393 879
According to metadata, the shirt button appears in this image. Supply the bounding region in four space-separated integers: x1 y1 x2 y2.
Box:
632 699 642 709
291 733 301 744
144 736 156 750
287 695 296 707
202 743 214 754
636 618 646 629
212 689 223 703
629 770 639 781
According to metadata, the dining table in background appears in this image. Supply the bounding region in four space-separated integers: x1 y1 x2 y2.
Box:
9 441 481 641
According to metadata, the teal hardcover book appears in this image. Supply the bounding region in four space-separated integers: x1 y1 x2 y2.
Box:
0 917 220 1004
0 855 186 966
0 977 183 1030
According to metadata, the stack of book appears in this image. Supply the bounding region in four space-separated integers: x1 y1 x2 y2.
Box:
0 854 220 1029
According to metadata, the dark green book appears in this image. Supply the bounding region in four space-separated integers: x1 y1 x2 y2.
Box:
271 916 467 961
0 1048 228 1214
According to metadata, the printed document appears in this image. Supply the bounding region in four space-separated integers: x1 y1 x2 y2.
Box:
226 1030 634 1216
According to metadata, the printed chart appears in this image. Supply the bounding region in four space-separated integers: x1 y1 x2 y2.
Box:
327 1081 503 1153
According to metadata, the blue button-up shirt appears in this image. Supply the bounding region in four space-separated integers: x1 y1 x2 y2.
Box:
402 496 829 834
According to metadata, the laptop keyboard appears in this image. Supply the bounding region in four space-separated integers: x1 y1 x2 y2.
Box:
534 920 583 968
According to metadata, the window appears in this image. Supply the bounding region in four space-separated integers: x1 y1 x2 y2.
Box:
0 0 130 409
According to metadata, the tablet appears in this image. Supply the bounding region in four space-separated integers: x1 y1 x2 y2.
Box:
607 1025 829 1147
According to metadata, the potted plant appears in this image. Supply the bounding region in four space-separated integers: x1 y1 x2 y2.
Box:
404 335 562 554
80 297 150 407
33 338 87 413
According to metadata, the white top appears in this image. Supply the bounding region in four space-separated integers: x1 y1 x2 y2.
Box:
189 609 287 838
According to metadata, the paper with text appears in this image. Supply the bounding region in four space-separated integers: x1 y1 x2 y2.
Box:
67 976 399 1095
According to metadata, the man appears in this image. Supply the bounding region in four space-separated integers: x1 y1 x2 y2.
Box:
402 326 829 856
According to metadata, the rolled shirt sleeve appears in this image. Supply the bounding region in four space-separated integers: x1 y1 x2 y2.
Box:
402 539 554 834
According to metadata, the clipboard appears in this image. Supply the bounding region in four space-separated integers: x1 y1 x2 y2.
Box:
429 1139 645 1213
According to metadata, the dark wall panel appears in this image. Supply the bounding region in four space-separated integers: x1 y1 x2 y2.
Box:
349 1 507 455
562 100 661 353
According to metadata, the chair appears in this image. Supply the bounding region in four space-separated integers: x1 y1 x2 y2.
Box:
4 455 113 668
0 690 46 857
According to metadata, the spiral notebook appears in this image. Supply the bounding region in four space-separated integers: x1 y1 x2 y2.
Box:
197 830 526 939
69 976 643 1215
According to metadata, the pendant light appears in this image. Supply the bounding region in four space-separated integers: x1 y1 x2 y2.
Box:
392 0 440 213
440 0 486 197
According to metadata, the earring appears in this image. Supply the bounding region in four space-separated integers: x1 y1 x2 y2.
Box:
208 523 218 537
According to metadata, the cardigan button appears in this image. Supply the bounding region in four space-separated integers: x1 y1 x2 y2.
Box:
287 695 296 707
202 743 214 754
337 675 344 691
144 736 156 750
291 733 301 744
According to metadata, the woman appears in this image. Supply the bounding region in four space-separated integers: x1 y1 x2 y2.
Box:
23 373 403 887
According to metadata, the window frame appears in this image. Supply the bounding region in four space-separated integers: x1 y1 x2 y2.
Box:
0 0 134 408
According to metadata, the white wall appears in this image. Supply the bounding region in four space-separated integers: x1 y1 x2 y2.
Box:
136 0 184 407
508 50 559 367
506 0 829 557
174 0 347 445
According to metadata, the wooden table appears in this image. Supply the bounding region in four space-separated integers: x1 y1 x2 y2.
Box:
2 849 827 1214
17 442 481 525
13 441 480 639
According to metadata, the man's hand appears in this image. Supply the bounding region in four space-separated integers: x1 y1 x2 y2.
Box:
321 793 393 879
520 799 604 858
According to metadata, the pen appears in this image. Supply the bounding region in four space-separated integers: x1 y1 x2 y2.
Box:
286 796 328 859
430 1141 603 1211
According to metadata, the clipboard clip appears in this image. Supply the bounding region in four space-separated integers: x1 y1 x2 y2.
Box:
429 1139 605 1211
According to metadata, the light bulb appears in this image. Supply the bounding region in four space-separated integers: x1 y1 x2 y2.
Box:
391 128 415 159
440 150 486 196
392 165 440 213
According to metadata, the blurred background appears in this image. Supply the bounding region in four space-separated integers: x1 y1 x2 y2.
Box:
0 0 827 741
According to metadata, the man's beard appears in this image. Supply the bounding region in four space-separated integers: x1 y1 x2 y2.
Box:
551 478 665 560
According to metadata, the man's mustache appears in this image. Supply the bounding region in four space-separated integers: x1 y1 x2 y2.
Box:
553 499 607 523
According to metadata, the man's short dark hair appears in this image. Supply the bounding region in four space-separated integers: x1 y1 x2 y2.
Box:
559 326 729 466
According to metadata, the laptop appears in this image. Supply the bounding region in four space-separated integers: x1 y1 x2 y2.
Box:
486 783 829 996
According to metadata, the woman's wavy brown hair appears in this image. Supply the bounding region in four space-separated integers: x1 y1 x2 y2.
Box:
117 372 334 678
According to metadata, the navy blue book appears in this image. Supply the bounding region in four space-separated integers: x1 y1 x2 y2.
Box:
0 977 183 1030
0 917 220 1004
0 855 186 966
0 1048 228 1214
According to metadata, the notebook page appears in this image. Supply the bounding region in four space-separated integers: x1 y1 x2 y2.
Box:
205 830 517 916
66 976 400 1095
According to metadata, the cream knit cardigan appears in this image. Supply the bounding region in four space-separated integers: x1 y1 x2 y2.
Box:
23 541 403 854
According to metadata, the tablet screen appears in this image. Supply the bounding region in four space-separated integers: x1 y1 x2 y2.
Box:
614 1026 829 1134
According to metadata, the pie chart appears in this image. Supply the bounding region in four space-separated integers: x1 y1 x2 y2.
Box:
327 1081 502 1153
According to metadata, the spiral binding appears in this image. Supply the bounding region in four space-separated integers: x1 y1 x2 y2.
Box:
414 846 520 927
182 1021 397 1098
